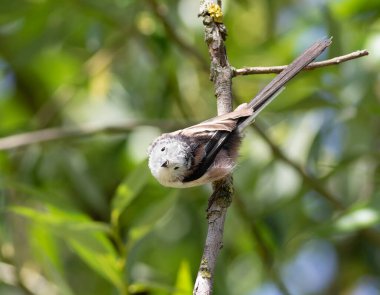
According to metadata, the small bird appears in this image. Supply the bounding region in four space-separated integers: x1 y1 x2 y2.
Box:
148 38 331 188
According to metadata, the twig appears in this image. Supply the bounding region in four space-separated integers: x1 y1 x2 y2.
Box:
146 3 369 79
233 49 368 76
253 124 345 210
0 120 179 151
146 0 209 71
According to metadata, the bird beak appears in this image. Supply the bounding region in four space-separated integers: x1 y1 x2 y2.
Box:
161 160 169 168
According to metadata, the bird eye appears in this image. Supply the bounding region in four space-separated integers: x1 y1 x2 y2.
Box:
161 147 165 151
174 167 179 170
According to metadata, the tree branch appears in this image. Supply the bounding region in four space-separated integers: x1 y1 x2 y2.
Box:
146 0 209 71
233 49 368 76
0 120 179 151
147 0 368 79
253 124 345 210
193 2 234 295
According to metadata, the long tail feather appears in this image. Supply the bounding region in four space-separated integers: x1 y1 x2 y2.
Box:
237 38 331 132
248 38 332 111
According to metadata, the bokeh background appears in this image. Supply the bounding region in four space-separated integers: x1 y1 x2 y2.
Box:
0 0 380 294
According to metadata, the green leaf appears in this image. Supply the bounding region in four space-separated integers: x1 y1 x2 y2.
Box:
335 207 380 232
111 160 149 224
128 224 154 247
69 239 124 291
11 205 124 289
173 260 193 295
30 224 74 295
11 206 111 235
128 281 179 294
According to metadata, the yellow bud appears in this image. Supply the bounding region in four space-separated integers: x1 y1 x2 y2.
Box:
207 3 223 23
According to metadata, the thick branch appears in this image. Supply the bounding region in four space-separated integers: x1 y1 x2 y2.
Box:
194 2 234 295
193 178 233 295
233 49 368 76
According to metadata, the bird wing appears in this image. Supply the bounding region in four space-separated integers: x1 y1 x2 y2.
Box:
180 106 253 183
176 104 253 137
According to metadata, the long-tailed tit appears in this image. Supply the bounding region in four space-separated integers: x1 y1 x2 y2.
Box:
148 38 331 188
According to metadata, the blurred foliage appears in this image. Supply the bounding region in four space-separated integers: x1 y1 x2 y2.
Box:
0 0 379 294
